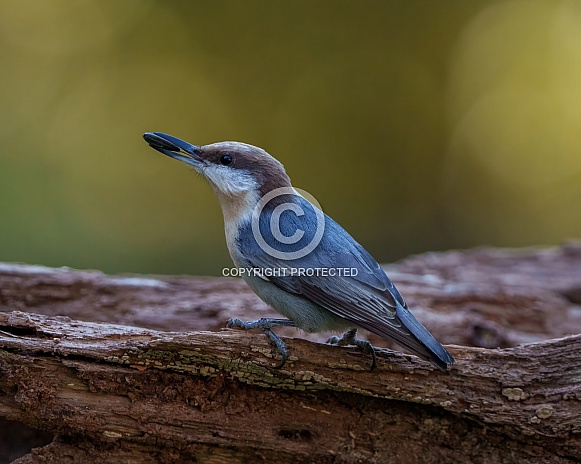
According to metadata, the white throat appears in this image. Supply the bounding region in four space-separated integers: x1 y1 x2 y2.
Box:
202 165 258 196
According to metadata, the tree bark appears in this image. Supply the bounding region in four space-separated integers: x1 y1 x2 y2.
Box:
1 243 581 463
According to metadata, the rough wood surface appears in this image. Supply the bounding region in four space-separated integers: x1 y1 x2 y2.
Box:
1 243 581 463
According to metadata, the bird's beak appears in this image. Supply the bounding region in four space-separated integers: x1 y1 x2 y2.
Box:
143 132 205 168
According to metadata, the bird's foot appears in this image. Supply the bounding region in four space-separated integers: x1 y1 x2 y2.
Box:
327 327 377 371
226 318 295 369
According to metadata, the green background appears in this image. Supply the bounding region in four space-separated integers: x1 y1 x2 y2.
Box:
0 1 579 276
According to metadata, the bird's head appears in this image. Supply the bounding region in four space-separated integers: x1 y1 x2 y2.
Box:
143 132 291 200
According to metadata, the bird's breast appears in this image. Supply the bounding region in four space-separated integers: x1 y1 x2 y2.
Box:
219 191 260 260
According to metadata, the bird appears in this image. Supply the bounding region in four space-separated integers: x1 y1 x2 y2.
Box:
143 132 455 371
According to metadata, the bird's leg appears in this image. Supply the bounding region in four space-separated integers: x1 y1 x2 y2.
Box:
327 328 377 371
226 317 295 369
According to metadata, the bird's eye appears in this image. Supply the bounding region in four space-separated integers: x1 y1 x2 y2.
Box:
220 154 233 166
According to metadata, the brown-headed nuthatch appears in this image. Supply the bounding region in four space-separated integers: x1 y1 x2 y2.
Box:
143 132 454 371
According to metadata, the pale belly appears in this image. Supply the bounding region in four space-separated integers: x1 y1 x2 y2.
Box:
241 273 352 333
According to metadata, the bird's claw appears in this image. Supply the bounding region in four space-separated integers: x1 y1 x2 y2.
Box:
327 328 377 371
226 317 294 369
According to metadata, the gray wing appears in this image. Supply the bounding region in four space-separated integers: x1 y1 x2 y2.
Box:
236 196 453 369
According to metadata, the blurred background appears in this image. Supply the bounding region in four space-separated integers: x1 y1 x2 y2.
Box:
0 0 579 276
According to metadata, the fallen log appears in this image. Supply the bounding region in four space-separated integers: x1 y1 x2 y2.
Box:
0 243 580 463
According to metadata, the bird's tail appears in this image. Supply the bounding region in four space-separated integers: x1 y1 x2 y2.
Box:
395 304 454 371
